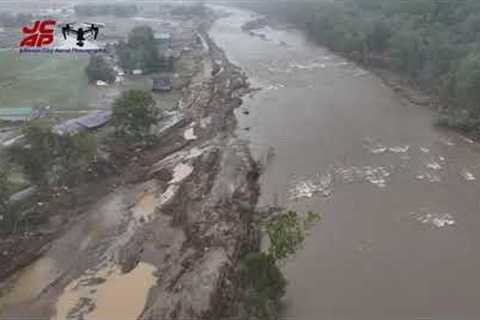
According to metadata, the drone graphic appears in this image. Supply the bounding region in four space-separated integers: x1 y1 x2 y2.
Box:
59 22 103 47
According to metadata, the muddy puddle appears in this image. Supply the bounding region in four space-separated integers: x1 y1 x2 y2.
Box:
0 257 59 310
53 262 156 320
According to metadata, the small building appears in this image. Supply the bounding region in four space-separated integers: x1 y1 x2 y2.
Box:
152 76 172 92
53 110 112 135
0 107 33 122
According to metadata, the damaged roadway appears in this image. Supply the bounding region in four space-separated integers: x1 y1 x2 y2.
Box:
0 24 260 320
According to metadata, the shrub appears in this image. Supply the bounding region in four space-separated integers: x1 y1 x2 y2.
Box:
241 252 286 320
241 210 320 319
117 26 163 73
8 124 56 187
85 55 116 84
0 169 10 216
8 123 96 188
455 51 480 113
265 210 319 261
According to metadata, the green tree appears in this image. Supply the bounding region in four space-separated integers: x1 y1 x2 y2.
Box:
112 90 158 144
55 132 97 185
8 123 96 188
128 26 156 48
265 210 320 261
0 168 17 233
117 26 162 73
389 26 427 77
241 253 286 320
0 169 10 216
455 51 480 113
241 210 320 320
85 55 116 84
8 124 56 187
366 18 391 52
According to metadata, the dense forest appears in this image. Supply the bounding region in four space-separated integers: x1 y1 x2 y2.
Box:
244 0 480 135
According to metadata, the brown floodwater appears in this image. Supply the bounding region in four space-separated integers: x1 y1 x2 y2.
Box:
210 6 480 320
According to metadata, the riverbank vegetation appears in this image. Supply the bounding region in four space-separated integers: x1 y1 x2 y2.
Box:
244 0 480 135
241 211 319 319
0 123 96 232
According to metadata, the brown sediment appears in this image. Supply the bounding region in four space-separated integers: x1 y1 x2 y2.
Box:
0 9 260 320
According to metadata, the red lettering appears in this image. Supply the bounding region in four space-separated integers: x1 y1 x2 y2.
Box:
39 20 55 33
37 34 54 47
22 20 40 34
20 34 38 47
20 20 56 47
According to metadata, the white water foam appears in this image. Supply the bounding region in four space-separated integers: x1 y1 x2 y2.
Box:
289 172 333 200
389 145 410 153
460 169 476 181
336 166 391 188
411 210 455 228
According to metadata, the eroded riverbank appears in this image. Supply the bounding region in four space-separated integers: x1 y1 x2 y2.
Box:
0 12 260 319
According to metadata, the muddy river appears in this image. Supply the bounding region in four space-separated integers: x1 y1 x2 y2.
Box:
210 6 480 320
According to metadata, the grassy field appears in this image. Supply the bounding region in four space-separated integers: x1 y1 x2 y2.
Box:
0 51 90 110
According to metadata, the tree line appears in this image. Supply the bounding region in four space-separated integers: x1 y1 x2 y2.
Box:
85 25 175 84
74 4 138 17
244 0 480 135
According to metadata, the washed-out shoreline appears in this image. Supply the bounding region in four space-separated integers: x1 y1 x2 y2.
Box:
0 10 263 319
